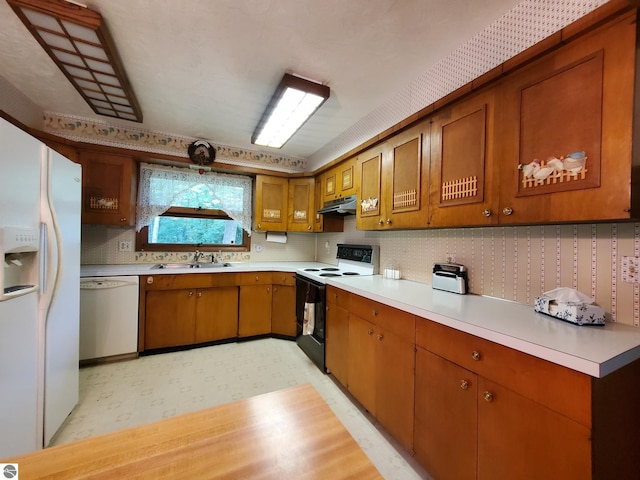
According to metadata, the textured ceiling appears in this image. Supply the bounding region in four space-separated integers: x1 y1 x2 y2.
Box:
0 0 605 171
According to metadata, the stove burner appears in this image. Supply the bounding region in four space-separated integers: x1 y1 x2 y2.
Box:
342 272 360 275
320 273 341 277
304 268 320 271
321 267 339 271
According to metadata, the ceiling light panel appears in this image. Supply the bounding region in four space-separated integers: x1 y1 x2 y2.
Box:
252 73 330 149
7 0 142 123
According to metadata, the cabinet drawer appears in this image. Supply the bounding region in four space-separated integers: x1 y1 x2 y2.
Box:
237 272 272 285
417 318 591 427
326 285 350 309
272 272 295 286
351 293 415 342
142 273 237 290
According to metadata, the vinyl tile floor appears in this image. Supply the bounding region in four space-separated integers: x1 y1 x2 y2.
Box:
51 338 431 479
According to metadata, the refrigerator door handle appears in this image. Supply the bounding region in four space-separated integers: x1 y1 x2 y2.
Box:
40 155 62 323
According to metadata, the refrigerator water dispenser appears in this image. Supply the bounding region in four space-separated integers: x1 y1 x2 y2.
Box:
1 226 39 300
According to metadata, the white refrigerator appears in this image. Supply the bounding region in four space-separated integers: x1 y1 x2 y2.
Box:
0 118 81 457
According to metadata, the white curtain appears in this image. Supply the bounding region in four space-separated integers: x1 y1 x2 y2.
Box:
136 163 252 235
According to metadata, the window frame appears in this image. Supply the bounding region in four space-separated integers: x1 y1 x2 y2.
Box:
135 206 251 253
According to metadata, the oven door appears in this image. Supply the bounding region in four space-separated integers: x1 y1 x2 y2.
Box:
295 275 326 371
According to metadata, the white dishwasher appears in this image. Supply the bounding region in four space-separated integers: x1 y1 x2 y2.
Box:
80 276 139 361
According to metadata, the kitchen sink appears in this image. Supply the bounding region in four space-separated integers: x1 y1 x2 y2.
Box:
152 262 232 270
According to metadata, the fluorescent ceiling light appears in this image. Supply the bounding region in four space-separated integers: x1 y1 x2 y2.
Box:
252 73 330 149
7 0 142 123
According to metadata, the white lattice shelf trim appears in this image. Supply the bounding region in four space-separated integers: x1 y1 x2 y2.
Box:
393 189 417 208
441 176 478 201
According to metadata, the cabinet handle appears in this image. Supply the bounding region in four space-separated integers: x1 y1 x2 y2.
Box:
307 225 312 230
378 219 384 225
460 380 469 390
146 276 154 285
386 218 392 225
188 291 194 297
120 217 127 222
257 223 262 229
267 287 270 293
367 329 373 336
255 276 259 281
471 350 481 361
482 209 492 217
372 309 378 316
197 291 202 297
273 287 278 293
377 334 383 341
483 391 494 402
502 207 513 216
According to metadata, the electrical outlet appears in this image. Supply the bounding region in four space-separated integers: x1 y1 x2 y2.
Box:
622 256 640 283
446 253 456 263
118 240 132 252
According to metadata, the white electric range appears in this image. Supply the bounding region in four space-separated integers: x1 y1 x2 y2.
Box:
294 244 379 372
295 244 379 284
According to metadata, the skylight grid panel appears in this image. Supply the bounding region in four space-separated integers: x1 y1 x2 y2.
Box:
102 85 125 97
61 21 99 44
90 99 112 109
20 8 63 33
95 107 116 116
93 72 119 86
118 113 138 121
85 91 108 101
85 59 115 75
65 65 93 80
52 49 84 67
114 105 134 114
38 30 74 51
73 41 108 61
75 78 100 90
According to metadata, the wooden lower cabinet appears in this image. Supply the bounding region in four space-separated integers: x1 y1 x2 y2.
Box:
325 290 350 386
145 289 197 349
415 348 477 480
271 273 296 337
238 273 273 337
194 287 239 343
347 314 377 414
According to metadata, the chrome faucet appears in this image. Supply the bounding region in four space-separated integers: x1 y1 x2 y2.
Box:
193 250 203 263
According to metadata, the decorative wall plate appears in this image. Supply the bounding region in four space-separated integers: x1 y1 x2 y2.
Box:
188 140 216 165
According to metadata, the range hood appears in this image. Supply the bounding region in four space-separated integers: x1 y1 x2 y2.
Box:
317 194 357 215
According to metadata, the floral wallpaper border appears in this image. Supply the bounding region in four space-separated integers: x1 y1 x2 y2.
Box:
42 112 307 173
134 251 251 264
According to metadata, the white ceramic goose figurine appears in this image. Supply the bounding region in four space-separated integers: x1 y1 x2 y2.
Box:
521 160 540 179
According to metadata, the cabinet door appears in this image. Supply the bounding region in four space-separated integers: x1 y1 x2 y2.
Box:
496 14 636 224
384 125 429 229
271 284 296 337
477 378 591 480
414 348 477 480
325 302 349 387
144 290 195 349
78 151 136 225
356 147 383 230
287 178 315 232
238 284 272 337
347 314 376 415
194 287 238 343
375 325 415 451
254 175 288 231
429 88 497 227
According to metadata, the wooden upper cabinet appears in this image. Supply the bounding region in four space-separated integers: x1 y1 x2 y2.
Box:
429 87 497 227
356 146 383 230
357 124 428 230
287 177 315 232
77 151 136 226
323 158 356 202
254 175 288 232
496 12 637 224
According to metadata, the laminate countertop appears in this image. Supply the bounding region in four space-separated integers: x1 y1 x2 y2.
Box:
326 275 640 378
3 384 382 480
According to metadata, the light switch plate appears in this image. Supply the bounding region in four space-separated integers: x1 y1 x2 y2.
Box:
621 256 639 283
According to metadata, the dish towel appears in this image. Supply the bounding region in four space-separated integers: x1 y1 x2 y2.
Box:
303 284 318 335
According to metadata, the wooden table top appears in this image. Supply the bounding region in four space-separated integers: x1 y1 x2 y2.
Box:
5 384 382 479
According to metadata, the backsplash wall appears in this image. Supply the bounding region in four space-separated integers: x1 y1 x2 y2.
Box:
82 218 640 327
317 217 640 327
